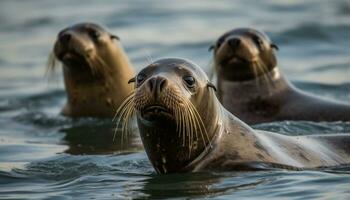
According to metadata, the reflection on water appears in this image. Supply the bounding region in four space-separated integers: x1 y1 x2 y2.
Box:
137 172 268 199
0 0 350 199
61 120 142 155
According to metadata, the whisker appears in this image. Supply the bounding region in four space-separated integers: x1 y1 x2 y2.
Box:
175 106 182 138
185 106 192 155
184 100 211 150
256 61 272 94
187 105 197 158
181 105 186 147
191 101 211 148
113 93 136 144
251 62 261 90
45 51 60 82
121 102 135 146
143 50 154 65
258 59 275 89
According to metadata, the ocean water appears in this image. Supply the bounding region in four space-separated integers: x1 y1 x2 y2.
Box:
0 0 350 199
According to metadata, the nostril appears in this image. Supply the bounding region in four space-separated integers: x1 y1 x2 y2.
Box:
148 78 155 92
228 38 241 48
147 77 167 98
158 78 167 92
59 33 71 45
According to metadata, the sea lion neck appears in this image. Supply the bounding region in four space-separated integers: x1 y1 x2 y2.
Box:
217 67 291 102
216 62 276 82
183 107 260 172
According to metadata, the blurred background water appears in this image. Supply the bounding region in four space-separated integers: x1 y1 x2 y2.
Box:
0 0 350 199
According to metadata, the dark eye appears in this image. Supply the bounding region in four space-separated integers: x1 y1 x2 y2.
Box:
89 30 100 40
252 35 263 48
58 28 69 38
217 37 225 48
183 76 196 88
136 73 146 85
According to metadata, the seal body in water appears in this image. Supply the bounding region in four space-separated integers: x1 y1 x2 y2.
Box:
48 22 134 118
116 58 350 174
210 28 350 125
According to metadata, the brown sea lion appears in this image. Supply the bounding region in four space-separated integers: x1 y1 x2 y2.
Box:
48 22 134 118
210 28 350 125
116 58 350 174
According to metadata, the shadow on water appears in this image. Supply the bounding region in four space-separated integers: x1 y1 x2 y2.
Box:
60 119 143 155
15 110 144 155
11 114 142 163
134 171 269 199
9 89 143 155
133 167 350 199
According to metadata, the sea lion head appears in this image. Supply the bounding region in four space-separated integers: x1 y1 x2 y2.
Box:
210 28 279 81
50 22 122 80
47 22 134 117
116 58 219 173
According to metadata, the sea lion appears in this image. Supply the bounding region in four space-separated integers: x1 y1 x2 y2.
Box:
116 58 350 174
48 22 134 117
210 28 350 125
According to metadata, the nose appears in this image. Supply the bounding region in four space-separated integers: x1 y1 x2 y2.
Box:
147 76 168 98
228 37 241 49
59 33 72 46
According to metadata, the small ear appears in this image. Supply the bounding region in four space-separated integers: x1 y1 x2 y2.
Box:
111 35 120 41
207 82 217 91
208 45 215 52
128 77 135 84
271 43 279 51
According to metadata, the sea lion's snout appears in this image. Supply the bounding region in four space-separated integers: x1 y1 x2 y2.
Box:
135 75 177 121
54 31 81 62
146 76 168 99
54 26 96 64
58 32 72 47
218 35 257 66
138 76 172 120
227 37 241 49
